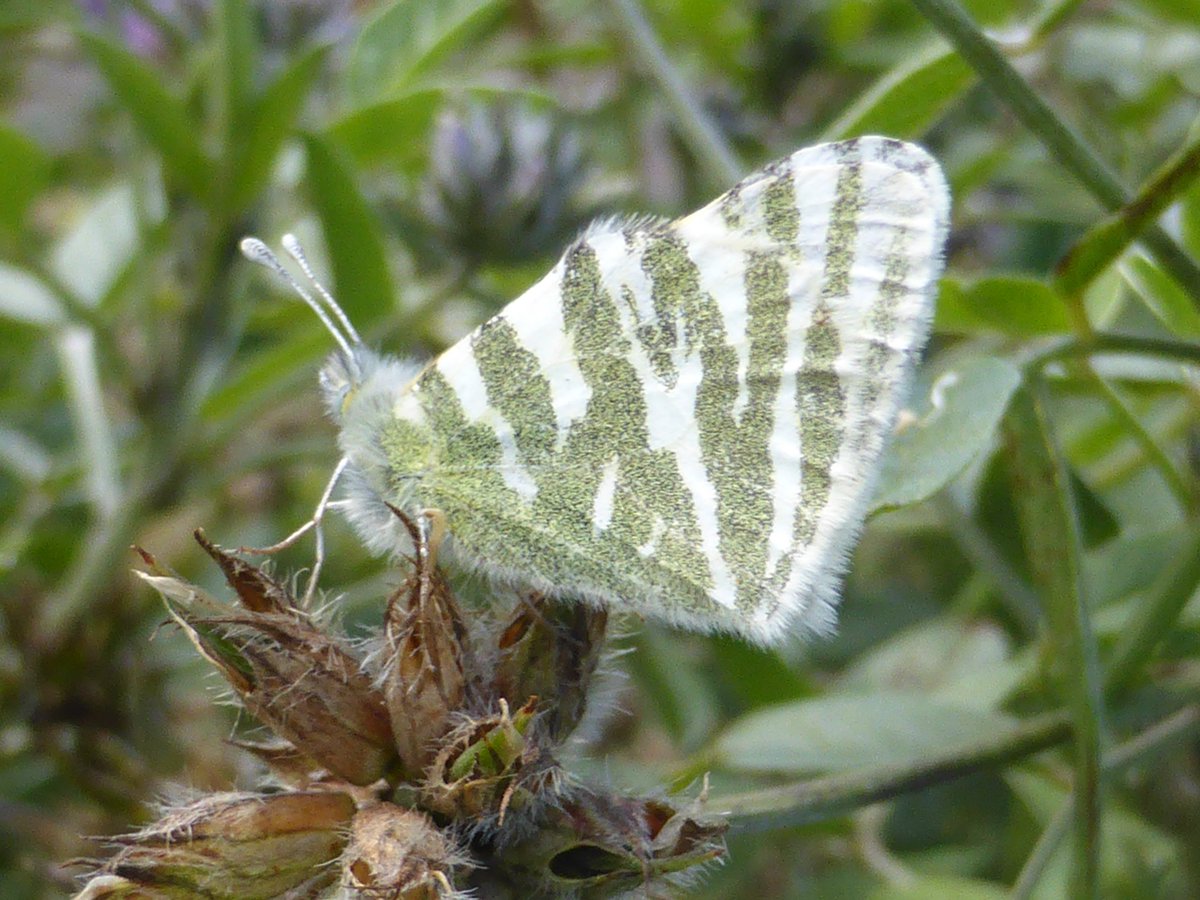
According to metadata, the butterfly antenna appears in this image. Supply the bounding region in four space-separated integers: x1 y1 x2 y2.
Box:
281 233 363 347
239 236 355 358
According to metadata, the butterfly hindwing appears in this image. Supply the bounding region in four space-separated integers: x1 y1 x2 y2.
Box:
369 137 949 644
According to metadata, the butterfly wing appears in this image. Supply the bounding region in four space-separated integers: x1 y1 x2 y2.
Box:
383 137 949 644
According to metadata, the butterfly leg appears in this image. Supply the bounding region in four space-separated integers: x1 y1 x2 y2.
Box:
236 456 350 606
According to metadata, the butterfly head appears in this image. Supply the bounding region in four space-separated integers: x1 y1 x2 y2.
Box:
240 234 423 470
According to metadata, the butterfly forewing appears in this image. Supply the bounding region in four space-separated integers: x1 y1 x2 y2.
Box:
378 137 949 644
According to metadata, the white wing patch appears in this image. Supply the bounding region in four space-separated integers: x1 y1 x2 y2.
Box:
435 340 539 502
497 271 591 453
591 456 619 535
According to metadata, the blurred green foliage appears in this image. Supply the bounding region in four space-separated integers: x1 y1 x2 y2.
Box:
2 0 1200 897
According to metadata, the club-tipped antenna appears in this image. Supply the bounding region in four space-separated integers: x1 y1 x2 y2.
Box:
239 236 355 359
281 233 363 347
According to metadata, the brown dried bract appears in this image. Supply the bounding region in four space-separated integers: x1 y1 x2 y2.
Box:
342 803 469 899
380 508 473 779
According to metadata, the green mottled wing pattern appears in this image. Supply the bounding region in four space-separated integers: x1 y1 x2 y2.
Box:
349 137 949 644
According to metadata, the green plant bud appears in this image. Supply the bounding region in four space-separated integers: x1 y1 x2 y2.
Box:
79 791 355 900
491 593 607 744
139 562 397 786
419 102 588 267
420 699 558 824
381 511 473 779
341 802 471 899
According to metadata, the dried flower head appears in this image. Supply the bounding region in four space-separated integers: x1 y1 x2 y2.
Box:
380 509 473 779
137 541 397 787
420 102 589 267
342 803 471 899
74 523 725 898
81 791 356 899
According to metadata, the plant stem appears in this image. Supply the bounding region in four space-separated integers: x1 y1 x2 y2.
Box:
1011 705 1200 899
716 712 1071 834
1004 384 1105 900
602 0 742 188
908 0 1200 305
932 492 1041 635
1105 531 1200 698
1028 333 1200 370
1081 364 1196 513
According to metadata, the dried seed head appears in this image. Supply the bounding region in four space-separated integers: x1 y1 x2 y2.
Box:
204 616 395 785
140 557 398 787
123 528 723 898
77 791 355 900
484 786 727 895
490 593 608 744
381 509 473 779
341 803 471 899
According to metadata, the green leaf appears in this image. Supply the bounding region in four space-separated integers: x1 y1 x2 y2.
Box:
217 0 257 136
628 628 721 751
200 330 330 429
47 181 141 308
1105 528 1200 697
870 875 1008 900
1055 134 1200 297
78 31 212 199
935 276 1072 336
646 0 751 74
1084 529 1192 612
345 0 507 104
302 133 395 328
1121 254 1200 338
873 356 1021 511
1053 217 1134 298
1003 385 1104 897
0 0 71 30
840 619 1013 709
708 634 811 710
1007 769 1180 898
227 45 328 211
0 263 65 326
0 125 51 231
714 693 1014 775
823 44 974 141
1068 468 1118 549
327 89 443 171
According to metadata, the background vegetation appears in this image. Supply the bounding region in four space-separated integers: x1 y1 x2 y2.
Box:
2 0 1199 896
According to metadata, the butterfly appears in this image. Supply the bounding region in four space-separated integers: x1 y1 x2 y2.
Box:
242 136 949 645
